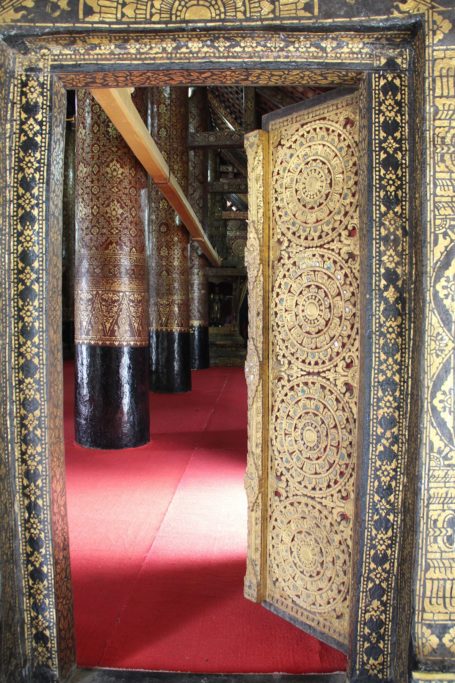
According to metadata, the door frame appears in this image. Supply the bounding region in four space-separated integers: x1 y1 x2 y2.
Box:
0 23 423 683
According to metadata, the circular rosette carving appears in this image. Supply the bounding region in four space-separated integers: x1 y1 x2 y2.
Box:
273 250 357 370
273 120 358 246
269 497 350 614
272 377 355 496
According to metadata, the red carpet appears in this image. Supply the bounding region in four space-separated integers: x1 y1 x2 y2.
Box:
64 362 347 673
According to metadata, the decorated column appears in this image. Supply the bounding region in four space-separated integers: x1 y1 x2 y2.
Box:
189 87 210 369
75 90 149 449
149 86 191 392
189 244 210 368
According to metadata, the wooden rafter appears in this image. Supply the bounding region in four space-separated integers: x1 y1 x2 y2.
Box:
222 211 248 220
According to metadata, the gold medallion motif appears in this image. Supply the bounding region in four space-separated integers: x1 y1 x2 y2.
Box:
271 377 355 496
269 496 350 617
272 118 358 246
273 249 358 371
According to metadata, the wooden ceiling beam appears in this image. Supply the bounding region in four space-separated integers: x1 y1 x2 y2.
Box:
90 87 221 267
208 179 248 194
222 211 248 220
256 86 296 110
188 131 245 148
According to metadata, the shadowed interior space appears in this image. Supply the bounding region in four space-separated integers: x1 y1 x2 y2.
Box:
63 361 347 673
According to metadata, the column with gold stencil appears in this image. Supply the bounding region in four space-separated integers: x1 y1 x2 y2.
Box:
74 89 150 448
149 86 191 392
189 87 210 369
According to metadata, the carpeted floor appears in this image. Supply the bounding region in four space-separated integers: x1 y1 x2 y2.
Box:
64 362 347 674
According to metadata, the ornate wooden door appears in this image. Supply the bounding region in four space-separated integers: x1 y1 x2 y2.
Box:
244 90 360 652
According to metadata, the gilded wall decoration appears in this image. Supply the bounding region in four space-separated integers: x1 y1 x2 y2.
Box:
393 1 452 44
77 0 317 21
266 93 360 649
0 0 69 24
0 0 452 35
413 41 455 668
390 1 455 670
75 91 149 347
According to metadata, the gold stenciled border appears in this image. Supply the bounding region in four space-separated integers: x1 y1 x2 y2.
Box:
413 13 455 672
22 30 411 69
388 0 455 670
354 70 412 679
11 64 58 672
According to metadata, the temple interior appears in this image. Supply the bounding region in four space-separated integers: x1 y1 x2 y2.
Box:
61 84 348 673
2 7 452 680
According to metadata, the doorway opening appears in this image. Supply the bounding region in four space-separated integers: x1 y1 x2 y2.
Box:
62 83 348 674
3 25 417 682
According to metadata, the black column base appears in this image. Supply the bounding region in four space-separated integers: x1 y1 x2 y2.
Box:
190 325 210 370
75 344 150 449
62 320 75 360
149 330 192 393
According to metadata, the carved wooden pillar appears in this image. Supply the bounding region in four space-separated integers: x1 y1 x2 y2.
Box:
62 92 75 360
149 86 191 392
189 88 210 369
75 90 149 449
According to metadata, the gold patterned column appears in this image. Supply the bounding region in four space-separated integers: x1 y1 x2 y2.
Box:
75 89 149 448
149 86 191 392
189 243 210 368
189 87 210 368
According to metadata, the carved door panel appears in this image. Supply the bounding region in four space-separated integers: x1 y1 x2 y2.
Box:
244 90 360 652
